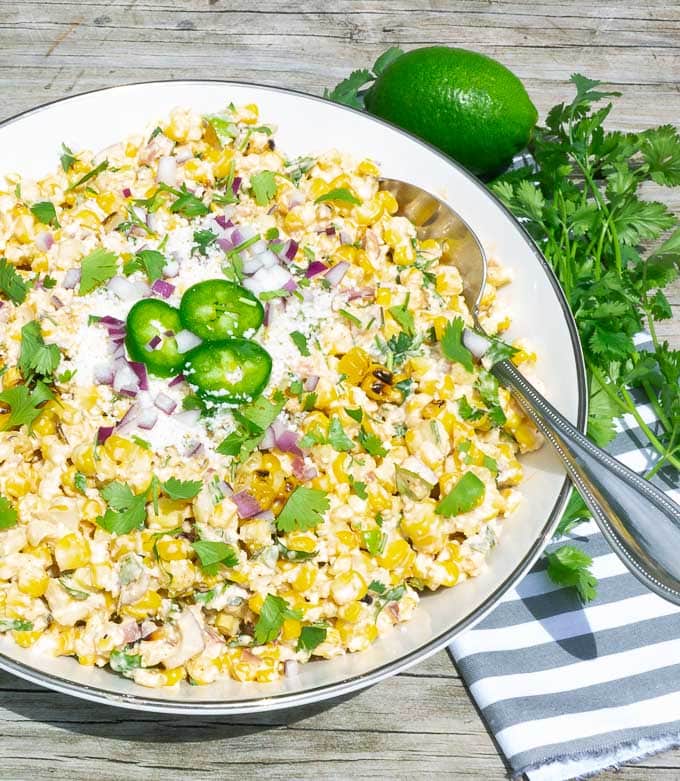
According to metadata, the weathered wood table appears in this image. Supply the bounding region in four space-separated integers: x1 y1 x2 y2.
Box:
1 2 678 778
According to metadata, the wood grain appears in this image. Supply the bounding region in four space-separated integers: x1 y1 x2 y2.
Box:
0 2 679 779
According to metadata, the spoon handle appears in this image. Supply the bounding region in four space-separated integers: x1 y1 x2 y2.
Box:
492 358 680 605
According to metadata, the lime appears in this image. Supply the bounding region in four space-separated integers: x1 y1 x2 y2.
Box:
364 47 538 177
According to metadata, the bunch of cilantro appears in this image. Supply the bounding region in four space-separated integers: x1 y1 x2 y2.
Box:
327 57 680 602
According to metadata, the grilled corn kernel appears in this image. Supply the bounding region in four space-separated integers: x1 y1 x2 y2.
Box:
286 534 317 553
248 592 265 614
17 571 49 597
5 471 34 499
120 590 162 619
214 612 240 637
54 533 91 571
12 630 42 647
376 190 399 215
337 346 371 385
283 210 304 232
213 149 234 179
330 570 367 605
357 159 379 176
401 514 447 555
32 409 57 436
292 563 317 592
354 198 383 226
393 243 417 266
2 367 22 390
379 538 415 571
71 444 96 476
162 667 186 685
281 618 302 640
156 537 188 561
338 600 363 623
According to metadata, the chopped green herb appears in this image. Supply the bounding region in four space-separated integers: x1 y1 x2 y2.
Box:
297 624 327 653
191 540 238 575
0 619 33 632
79 248 118 295
18 320 61 381
345 408 363 423
251 170 277 206
73 472 88 496
67 159 109 191
349 476 368 500
96 481 148 535
290 330 310 357
388 294 415 336
0 258 28 305
314 188 361 206
546 545 597 602
339 309 362 327
30 201 59 228
163 477 203 501
0 381 53 432
441 317 474 372
358 427 387 457
60 143 77 172
276 487 330 532
0 495 18 529
123 249 166 283
193 228 218 257
327 416 354 452
254 594 302 644
109 649 143 675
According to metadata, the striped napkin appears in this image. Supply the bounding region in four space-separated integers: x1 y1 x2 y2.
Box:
449 342 680 780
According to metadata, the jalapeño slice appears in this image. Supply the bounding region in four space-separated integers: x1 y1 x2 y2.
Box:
179 280 264 341
184 338 272 404
125 299 185 377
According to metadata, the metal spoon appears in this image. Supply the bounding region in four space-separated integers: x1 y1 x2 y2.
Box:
381 177 680 605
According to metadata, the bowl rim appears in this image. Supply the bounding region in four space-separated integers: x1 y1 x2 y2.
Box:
0 78 588 714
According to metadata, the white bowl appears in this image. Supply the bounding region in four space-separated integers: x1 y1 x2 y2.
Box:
0 81 586 713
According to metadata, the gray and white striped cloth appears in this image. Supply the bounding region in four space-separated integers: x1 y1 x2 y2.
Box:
449 341 680 780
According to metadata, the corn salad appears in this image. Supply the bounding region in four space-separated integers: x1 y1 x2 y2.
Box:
0 104 542 687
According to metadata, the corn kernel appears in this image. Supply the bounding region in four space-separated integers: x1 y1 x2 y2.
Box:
2 367 22 390
32 410 57 436
376 287 392 307
357 159 379 177
283 210 304 232
54 533 91 571
162 667 185 685
330 570 367 605
376 190 399 215
96 191 118 213
354 198 383 226
393 243 416 266
155 537 187 561
120 590 162 620
248 592 265 614
213 149 235 179
286 534 317 553
281 618 302 640
379 538 416 571
338 601 363 623
292 563 317 592
337 347 371 385
17 571 49 597
214 612 240 637
72 444 96 476
12 630 42 647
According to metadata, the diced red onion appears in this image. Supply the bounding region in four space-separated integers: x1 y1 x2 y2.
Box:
232 176 242 195
260 426 276 450
231 490 261 519
174 409 201 427
154 392 177 415
128 361 149 391
51 295 64 310
242 255 264 275
215 214 231 229
122 187 132 198
113 365 139 394
119 388 137 398
107 276 139 301
292 456 317 482
156 156 177 186
185 441 204 457
147 335 162 350
217 236 234 252
115 402 140 431
284 239 299 261
324 261 349 287
163 260 179 278
304 375 319 392
276 430 303 457
215 479 233 497
174 146 193 164
147 211 163 234
289 191 304 208
168 374 185 387
62 268 81 290
305 261 328 278
97 426 114 444
99 315 125 327
283 277 297 293
93 363 115 385
175 329 202 354
137 407 158 430
325 226 336 235
263 302 271 327
347 286 375 302
35 231 54 252
151 279 175 299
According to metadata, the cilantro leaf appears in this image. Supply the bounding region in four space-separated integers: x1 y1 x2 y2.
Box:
290 330 310 357
60 143 77 172
0 258 28 305
297 624 327 653
109 649 143 675
191 540 238 575
79 248 118 295
0 381 53 431
556 490 592 536
358 427 387 457
372 46 405 76
164 183 209 217
276 487 329 532
546 544 597 602
73 472 88 496
440 317 474 372
96 482 147 535
123 249 166 283
67 159 108 191
323 69 373 109
327 416 354 452
458 396 484 422
0 495 18 529
254 594 302 644
30 201 59 228
484 336 518 365
251 171 277 206
192 229 217 257
162 478 203 501
315 188 361 206
18 320 61 380
475 370 507 427
436 472 486 517
0 619 33 633
345 408 363 423
388 294 415 336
